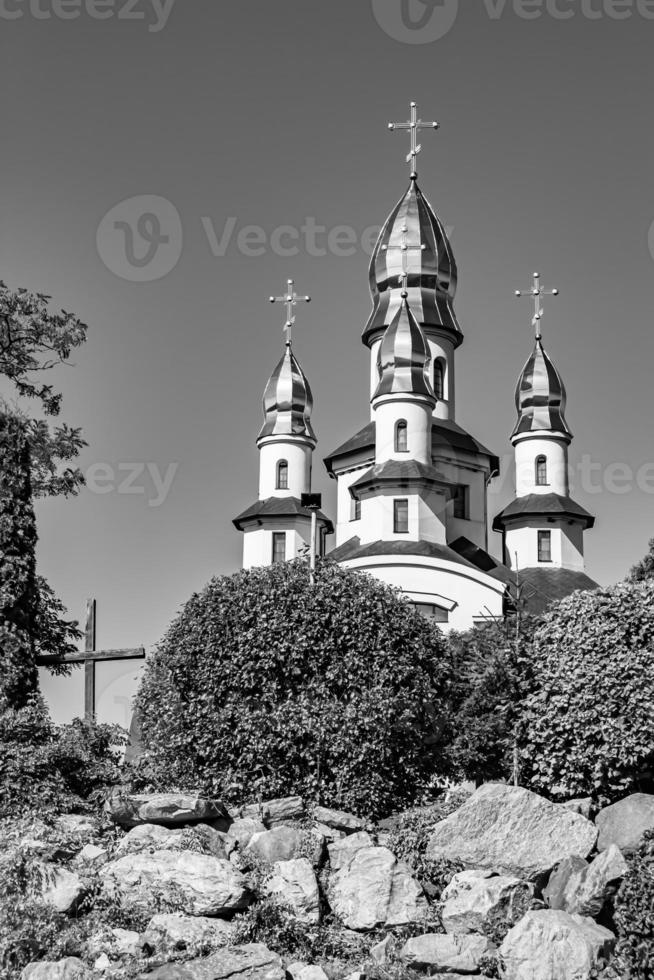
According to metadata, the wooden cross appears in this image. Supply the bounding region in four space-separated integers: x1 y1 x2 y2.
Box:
269 278 311 346
388 101 439 179
381 223 426 292
37 598 146 721
515 272 559 340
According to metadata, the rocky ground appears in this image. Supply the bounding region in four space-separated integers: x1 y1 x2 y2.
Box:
9 785 654 980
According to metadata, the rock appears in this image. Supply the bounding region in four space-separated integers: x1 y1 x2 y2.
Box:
246 826 322 866
109 928 141 957
286 968 328 980
595 793 654 853
400 933 494 973
441 868 534 936
41 867 85 913
94 954 111 971
55 814 100 839
313 806 367 834
543 856 589 910
328 845 427 930
426 784 597 881
545 846 628 917
313 821 346 844
21 959 90 980
106 791 229 828
499 910 615 980
115 822 227 858
562 798 593 820
226 817 267 851
136 942 285 980
327 831 374 872
100 850 251 916
74 843 108 868
142 913 234 953
263 858 320 923
239 796 305 826
370 934 394 965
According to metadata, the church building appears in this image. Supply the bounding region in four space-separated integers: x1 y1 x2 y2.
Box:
233 103 598 630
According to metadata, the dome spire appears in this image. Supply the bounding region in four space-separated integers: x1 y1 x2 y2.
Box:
388 100 439 181
515 271 559 342
269 278 311 348
374 286 435 401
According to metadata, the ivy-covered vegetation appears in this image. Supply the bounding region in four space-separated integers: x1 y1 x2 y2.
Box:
519 580 654 804
135 560 454 819
610 829 654 976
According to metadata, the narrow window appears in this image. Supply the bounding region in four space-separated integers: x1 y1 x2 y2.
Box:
535 455 548 486
277 460 288 490
272 532 286 564
414 603 449 624
351 497 361 521
452 484 469 520
395 419 408 453
394 498 409 534
433 359 445 400
538 530 552 563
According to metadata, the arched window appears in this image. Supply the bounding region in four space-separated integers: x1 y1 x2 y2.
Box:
276 460 288 490
535 455 548 486
395 419 408 453
433 359 445 401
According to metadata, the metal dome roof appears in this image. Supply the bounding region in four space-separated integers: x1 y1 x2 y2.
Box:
258 343 316 443
373 293 435 401
512 338 572 441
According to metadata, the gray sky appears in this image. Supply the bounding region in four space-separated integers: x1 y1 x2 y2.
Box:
2 0 653 723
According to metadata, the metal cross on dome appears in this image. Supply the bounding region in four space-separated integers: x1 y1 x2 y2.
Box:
382 223 426 293
388 101 439 179
515 272 559 340
269 278 311 346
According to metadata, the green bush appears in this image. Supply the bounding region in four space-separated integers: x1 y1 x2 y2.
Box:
135 560 454 819
519 581 654 803
611 830 654 977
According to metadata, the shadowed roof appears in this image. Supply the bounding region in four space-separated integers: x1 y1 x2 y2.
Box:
493 492 595 531
328 535 478 570
517 567 600 616
349 459 450 495
233 496 333 534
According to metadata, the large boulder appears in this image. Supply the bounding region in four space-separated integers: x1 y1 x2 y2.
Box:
313 806 367 834
544 846 628 917
542 856 589 911
226 818 267 852
595 793 654 853
238 797 305 826
426 784 597 881
142 913 234 953
116 823 227 859
400 933 494 973
100 850 251 916
246 826 322 866
40 867 85 914
499 910 615 980
327 831 374 872
106 791 229 828
21 960 90 980
136 943 285 980
328 845 427 930
263 858 320 923
441 869 534 936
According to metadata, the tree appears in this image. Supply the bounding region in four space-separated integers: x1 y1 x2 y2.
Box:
627 537 654 583
519 581 654 804
0 280 88 497
135 560 454 819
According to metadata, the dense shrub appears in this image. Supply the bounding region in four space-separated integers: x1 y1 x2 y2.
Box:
135 560 454 819
611 829 654 977
519 581 654 804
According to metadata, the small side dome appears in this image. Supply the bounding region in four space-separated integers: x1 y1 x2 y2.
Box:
374 294 435 401
258 344 316 444
363 179 461 348
513 338 572 440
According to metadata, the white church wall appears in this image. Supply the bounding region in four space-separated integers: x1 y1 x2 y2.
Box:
514 436 569 497
374 398 432 464
426 335 455 420
258 441 311 500
334 466 370 546
242 523 311 569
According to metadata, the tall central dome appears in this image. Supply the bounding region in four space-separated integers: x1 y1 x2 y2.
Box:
363 177 462 349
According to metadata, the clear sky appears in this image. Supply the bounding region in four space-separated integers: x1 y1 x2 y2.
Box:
2 0 653 724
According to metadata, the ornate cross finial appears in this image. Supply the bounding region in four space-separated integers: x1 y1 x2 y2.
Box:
269 278 311 346
515 272 559 340
382 224 426 294
388 101 439 179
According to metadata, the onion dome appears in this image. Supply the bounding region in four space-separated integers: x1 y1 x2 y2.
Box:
363 179 461 348
258 343 316 444
512 338 572 441
373 293 435 401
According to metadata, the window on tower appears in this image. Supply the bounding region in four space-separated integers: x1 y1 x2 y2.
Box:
272 532 286 564
395 420 408 453
535 455 548 486
394 498 409 534
538 530 552 563
277 460 289 490
452 484 469 520
434 359 445 400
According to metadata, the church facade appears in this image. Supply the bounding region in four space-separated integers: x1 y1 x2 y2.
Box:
233 104 597 630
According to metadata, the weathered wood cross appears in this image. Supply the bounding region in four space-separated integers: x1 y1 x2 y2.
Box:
37 598 146 721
